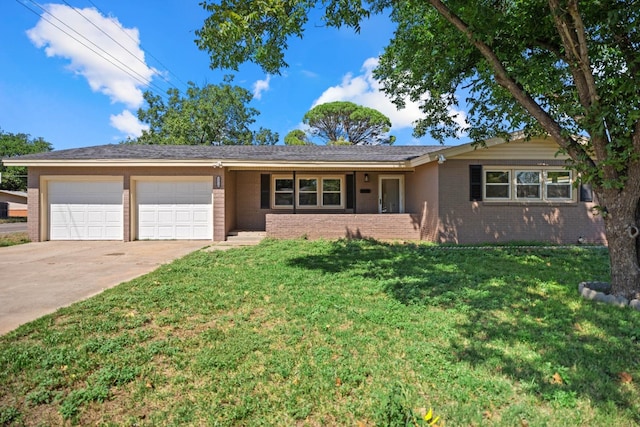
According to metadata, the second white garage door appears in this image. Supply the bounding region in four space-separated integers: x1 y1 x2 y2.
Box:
136 180 213 240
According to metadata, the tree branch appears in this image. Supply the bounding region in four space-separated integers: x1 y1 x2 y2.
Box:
427 0 595 169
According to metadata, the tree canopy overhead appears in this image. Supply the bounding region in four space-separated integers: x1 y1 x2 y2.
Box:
302 101 394 145
133 77 278 146
197 0 640 296
0 129 52 191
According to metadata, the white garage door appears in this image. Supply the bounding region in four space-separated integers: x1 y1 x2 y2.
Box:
48 181 123 240
136 180 212 240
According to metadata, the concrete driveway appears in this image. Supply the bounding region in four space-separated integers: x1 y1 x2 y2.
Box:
0 240 210 335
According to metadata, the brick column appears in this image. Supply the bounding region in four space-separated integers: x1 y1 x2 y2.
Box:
213 187 225 241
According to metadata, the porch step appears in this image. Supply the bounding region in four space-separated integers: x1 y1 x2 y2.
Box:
226 230 266 242
205 231 265 252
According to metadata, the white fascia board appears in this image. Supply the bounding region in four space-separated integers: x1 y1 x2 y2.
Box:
225 160 412 170
1 159 223 167
3 159 414 170
409 136 511 167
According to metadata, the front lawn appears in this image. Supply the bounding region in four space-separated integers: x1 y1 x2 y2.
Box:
0 232 29 247
1 239 638 426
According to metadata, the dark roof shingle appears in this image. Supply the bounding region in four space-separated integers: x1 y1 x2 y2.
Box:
6 144 444 162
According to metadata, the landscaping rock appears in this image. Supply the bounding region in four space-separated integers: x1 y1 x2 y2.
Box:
579 282 629 308
593 292 611 304
583 281 612 293
630 299 640 311
580 286 599 300
611 295 629 307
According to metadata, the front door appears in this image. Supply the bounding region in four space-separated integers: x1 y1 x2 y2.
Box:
379 175 404 213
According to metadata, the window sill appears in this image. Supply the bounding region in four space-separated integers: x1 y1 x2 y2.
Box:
271 206 346 210
481 200 578 207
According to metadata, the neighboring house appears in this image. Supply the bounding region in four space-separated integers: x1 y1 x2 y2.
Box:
2 134 605 244
0 190 28 218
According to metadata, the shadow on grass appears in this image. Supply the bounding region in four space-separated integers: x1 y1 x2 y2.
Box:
288 238 639 420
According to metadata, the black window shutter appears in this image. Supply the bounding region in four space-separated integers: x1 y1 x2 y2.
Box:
469 165 483 201
260 174 270 209
346 174 354 209
580 183 593 202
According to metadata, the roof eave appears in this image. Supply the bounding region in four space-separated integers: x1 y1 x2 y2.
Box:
409 135 517 167
2 158 414 169
1 159 222 167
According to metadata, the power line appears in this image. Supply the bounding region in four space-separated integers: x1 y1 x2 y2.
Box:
59 0 185 92
15 0 171 102
87 0 190 90
21 0 169 97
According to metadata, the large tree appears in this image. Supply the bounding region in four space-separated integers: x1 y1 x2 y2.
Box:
133 77 278 145
302 101 394 145
0 129 52 191
196 0 640 298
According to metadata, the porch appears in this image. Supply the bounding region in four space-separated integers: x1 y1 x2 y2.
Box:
265 213 425 241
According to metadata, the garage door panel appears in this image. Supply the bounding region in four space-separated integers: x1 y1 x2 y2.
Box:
136 180 212 240
48 181 123 240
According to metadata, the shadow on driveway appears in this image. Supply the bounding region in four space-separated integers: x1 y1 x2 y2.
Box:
0 240 209 335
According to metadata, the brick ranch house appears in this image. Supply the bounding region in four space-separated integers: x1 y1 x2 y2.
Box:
2 135 605 244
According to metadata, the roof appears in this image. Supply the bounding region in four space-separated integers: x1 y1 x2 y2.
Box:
0 190 27 198
4 144 443 162
2 144 455 170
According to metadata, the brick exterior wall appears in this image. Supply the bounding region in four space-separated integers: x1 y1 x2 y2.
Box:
223 170 237 234
405 162 439 240
27 177 40 242
266 213 422 240
234 170 382 230
437 159 606 244
235 170 267 230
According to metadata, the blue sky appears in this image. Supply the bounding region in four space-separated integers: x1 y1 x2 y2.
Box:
1 1 468 150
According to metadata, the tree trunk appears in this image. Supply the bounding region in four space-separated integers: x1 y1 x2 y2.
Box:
600 190 640 298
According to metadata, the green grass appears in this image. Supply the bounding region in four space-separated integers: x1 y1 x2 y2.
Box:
1 238 638 426
0 218 27 224
0 232 29 247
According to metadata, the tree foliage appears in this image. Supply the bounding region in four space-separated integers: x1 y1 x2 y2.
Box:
0 129 52 191
284 129 311 145
133 77 278 145
196 0 640 296
301 101 394 145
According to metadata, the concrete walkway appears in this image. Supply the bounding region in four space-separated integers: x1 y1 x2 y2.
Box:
0 240 210 335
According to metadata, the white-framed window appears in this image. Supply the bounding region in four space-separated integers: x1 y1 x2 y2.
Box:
322 178 342 206
273 177 294 207
483 168 574 202
298 178 318 206
546 170 572 199
272 175 344 209
484 170 511 200
515 170 541 200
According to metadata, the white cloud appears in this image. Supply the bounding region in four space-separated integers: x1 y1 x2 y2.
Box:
110 110 148 138
313 57 467 133
27 4 156 109
253 75 271 100
301 69 319 78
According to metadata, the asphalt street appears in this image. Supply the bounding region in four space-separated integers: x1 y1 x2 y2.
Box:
0 222 28 235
